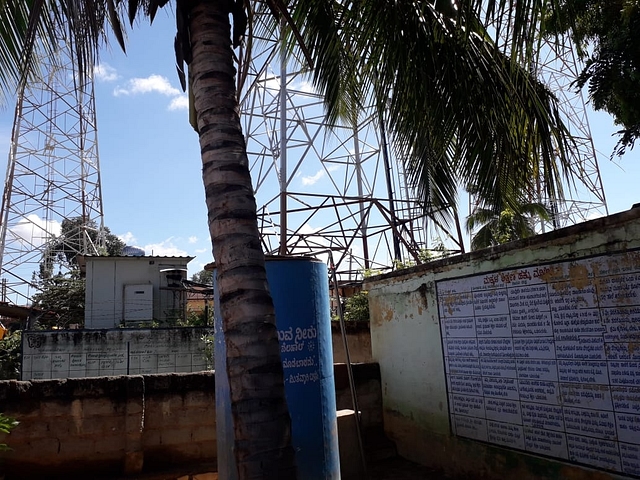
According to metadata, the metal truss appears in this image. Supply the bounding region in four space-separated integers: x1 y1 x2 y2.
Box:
239 28 460 280
242 23 608 266
0 40 105 305
467 23 608 244
533 39 608 228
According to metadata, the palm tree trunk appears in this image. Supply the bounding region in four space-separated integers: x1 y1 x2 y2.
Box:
187 1 296 478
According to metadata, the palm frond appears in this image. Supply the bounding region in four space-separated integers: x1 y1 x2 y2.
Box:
336 0 574 222
0 0 58 106
466 208 502 232
279 0 361 126
471 224 498 250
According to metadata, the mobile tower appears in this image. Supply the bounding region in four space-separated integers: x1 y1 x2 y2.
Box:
0 40 104 305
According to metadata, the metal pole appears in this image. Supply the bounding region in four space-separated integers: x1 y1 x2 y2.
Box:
378 111 402 262
353 127 370 270
278 29 288 256
329 250 367 476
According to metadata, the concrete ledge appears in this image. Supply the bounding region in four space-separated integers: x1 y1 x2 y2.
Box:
337 409 365 480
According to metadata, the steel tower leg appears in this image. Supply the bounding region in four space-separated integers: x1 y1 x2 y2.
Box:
0 40 105 305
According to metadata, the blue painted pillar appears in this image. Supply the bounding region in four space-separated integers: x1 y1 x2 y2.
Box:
214 256 340 479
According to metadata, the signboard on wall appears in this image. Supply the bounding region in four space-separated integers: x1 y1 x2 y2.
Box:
436 250 640 477
21 327 212 380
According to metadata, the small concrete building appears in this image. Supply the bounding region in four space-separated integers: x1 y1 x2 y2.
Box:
79 255 194 329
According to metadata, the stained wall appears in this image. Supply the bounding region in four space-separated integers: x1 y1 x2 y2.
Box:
0 364 382 479
365 207 640 479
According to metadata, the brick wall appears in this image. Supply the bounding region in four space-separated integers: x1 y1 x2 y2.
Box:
0 365 381 479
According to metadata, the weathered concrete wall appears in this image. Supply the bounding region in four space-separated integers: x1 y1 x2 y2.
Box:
331 321 373 364
20 325 367 380
334 362 383 428
0 372 215 479
365 207 640 479
0 364 382 479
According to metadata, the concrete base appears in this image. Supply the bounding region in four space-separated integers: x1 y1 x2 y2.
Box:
337 409 366 480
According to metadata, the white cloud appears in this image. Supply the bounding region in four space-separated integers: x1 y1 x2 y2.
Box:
94 63 119 82
291 80 316 94
143 237 189 257
9 214 61 248
195 248 208 254
258 70 281 92
188 236 198 244
112 74 188 111
168 95 189 111
114 74 181 97
298 223 320 235
291 223 331 264
301 170 325 186
118 232 137 245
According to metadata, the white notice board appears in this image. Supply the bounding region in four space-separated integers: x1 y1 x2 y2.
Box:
436 250 640 477
21 327 212 380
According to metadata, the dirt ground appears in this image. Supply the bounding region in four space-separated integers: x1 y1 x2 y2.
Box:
369 456 460 479
117 455 459 480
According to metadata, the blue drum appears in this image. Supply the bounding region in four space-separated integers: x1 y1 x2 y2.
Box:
214 256 339 479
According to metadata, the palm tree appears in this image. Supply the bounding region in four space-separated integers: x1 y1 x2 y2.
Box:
467 202 552 250
1 1 576 478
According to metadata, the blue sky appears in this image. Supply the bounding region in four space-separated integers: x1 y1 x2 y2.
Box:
0 11 639 278
0 13 214 273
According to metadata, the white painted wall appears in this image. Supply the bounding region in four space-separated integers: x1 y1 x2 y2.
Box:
365 207 640 478
84 256 193 329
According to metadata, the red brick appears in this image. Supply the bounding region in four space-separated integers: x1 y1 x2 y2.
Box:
81 398 122 417
159 428 193 446
39 401 70 417
58 436 97 457
93 434 126 454
183 391 213 408
141 427 162 447
191 425 215 443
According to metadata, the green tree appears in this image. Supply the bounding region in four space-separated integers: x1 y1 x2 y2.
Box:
545 0 640 156
466 202 551 250
0 413 18 451
0 331 21 380
343 291 369 322
40 217 125 278
191 269 213 285
31 270 85 328
0 1 579 477
34 218 124 328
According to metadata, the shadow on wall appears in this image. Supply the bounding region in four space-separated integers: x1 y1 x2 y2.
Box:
331 320 372 363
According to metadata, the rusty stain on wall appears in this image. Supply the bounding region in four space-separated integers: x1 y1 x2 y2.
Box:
567 263 591 290
366 208 640 480
369 299 394 328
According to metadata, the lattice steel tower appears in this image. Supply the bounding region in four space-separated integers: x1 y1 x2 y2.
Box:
0 40 105 305
468 21 609 244
240 21 608 269
239 23 447 280
534 40 608 228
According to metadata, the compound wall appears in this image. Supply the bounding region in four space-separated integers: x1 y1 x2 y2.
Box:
0 364 381 479
366 207 640 479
